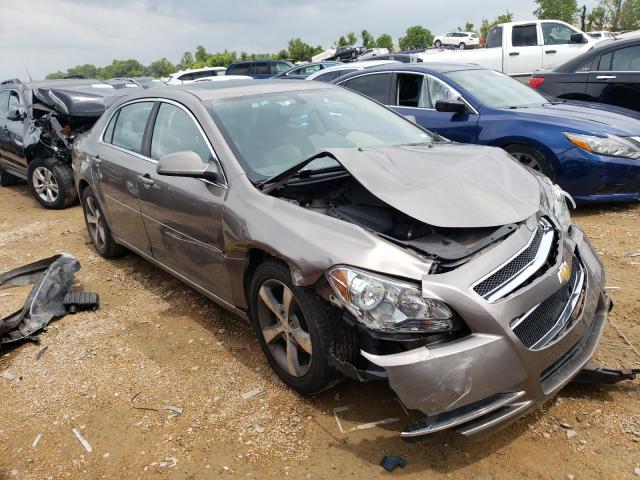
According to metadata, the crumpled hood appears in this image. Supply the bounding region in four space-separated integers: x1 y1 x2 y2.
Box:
325 143 540 228
512 102 640 136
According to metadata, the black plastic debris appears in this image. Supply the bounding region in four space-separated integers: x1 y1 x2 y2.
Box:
571 365 639 384
380 455 407 472
0 254 98 345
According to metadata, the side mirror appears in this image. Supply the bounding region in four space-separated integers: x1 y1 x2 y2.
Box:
156 151 221 182
435 100 467 114
6 108 23 121
570 33 585 43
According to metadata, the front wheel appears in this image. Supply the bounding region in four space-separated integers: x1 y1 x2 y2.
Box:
434 40 442 48
505 144 555 181
459 42 466 50
249 261 355 395
27 158 77 209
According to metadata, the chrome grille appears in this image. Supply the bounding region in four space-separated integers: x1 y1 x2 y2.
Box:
511 256 585 350
473 219 555 302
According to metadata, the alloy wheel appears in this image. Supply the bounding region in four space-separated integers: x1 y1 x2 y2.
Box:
85 196 107 250
257 279 313 377
32 167 59 203
510 151 542 171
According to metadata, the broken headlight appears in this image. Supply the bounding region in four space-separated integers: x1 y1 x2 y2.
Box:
538 177 574 232
326 267 459 334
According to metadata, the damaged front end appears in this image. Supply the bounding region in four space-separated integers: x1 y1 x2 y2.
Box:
0 254 99 345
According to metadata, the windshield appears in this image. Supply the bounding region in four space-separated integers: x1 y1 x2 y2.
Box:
206 88 434 182
446 69 549 108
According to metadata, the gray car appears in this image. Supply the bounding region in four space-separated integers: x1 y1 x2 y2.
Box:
72 80 609 439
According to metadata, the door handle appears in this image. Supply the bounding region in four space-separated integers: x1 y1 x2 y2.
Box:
545 49 557 54
92 155 102 165
596 75 617 80
509 52 520 56
139 174 154 188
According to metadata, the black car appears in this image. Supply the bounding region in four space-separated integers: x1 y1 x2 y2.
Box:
0 78 126 208
530 37 640 112
226 60 293 79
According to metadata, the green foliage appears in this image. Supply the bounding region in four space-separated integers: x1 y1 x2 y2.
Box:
177 51 194 71
399 25 433 51
586 5 608 29
287 38 322 62
534 0 579 23
375 33 394 51
361 29 375 48
146 57 175 77
479 11 514 40
458 22 475 32
346 32 358 45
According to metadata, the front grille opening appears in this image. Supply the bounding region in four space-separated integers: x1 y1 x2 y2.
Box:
511 256 584 349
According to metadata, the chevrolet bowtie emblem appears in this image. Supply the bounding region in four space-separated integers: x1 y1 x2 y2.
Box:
558 261 571 283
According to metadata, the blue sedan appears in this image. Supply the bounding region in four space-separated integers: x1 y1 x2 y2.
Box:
333 63 640 203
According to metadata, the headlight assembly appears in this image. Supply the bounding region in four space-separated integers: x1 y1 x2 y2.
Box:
539 177 574 231
564 132 640 159
326 267 459 334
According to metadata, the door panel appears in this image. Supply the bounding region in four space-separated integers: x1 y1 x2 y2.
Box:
97 101 155 255
0 90 27 172
140 101 229 301
541 22 587 69
587 44 640 112
505 24 543 75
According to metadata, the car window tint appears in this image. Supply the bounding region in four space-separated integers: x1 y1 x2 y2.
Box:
255 62 270 75
598 51 613 71
285 67 302 76
542 22 577 45
342 73 391 104
610 45 640 71
427 76 458 106
575 58 594 72
396 74 425 108
230 64 250 75
179 73 195 82
512 25 538 47
487 26 503 48
151 103 212 164
275 62 291 73
103 110 118 143
8 91 20 113
301 64 322 75
111 102 153 154
0 90 9 115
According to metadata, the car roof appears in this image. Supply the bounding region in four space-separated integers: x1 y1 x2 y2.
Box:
347 63 486 75
23 78 109 89
550 36 639 72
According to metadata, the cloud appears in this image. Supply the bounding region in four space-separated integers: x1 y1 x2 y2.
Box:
0 0 595 80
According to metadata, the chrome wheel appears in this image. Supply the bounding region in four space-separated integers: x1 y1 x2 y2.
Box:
510 151 542 171
257 280 312 377
85 196 106 250
32 167 59 203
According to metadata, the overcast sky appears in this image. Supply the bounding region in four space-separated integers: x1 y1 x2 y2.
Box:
0 0 597 80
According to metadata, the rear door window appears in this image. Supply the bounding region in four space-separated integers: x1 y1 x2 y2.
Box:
151 103 213 163
486 26 503 48
274 62 292 74
229 63 251 75
606 44 640 71
342 73 392 104
8 91 20 113
0 90 9 116
255 62 270 75
396 74 426 108
512 25 538 47
312 70 342 82
110 102 154 154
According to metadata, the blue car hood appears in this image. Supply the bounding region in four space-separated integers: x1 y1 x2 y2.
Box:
512 103 640 136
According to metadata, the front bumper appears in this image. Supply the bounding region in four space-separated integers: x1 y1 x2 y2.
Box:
556 146 640 203
361 218 608 439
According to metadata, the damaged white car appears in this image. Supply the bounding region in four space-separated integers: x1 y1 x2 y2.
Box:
73 81 611 439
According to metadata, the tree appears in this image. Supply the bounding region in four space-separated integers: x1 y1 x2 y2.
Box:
147 58 175 77
586 5 608 29
46 70 67 80
361 29 375 48
534 0 579 23
375 33 394 51
275 49 289 60
337 35 348 47
194 45 209 65
479 11 514 41
177 51 194 71
101 59 144 79
619 0 640 29
287 38 321 62
458 22 475 32
399 25 433 51
66 64 99 79
346 32 358 45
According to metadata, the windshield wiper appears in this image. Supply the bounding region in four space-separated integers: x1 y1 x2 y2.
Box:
256 151 339 195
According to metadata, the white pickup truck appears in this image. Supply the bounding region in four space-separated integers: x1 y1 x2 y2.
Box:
418 20 600 79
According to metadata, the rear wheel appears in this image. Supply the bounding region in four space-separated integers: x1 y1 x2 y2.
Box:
434 40 442 48
249 260 355 395
27 158 77 209
81 186 126 258
505 144 555 181
459 42 466 50
0 167 19 187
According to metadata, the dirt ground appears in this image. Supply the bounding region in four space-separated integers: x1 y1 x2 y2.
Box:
0 184 638 480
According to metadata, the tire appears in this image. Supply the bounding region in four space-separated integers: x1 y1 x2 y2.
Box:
81 186 126 258
27 158 77 209
459 42 466 50
0 167 19 187
434 40 442 48
249 260 355 395
505 144 555 181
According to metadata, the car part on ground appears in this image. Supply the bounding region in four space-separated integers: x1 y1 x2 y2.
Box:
0 78 129 208
333 62 640 203
0 254 99 345
74 81 610 439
